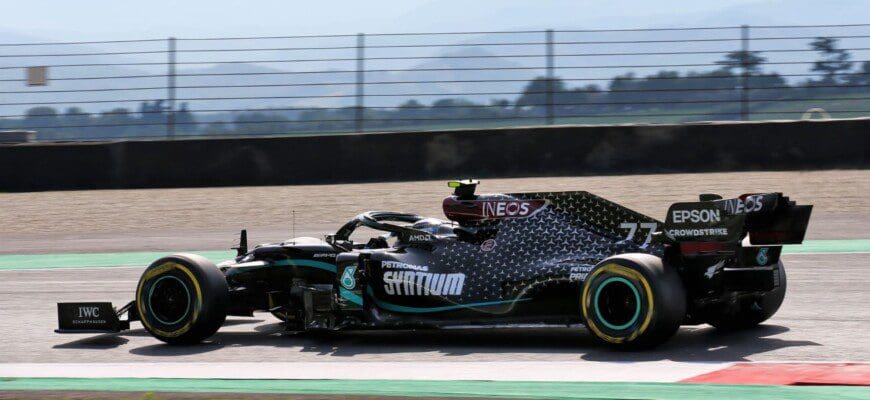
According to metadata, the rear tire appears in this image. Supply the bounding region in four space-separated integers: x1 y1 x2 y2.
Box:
708 261 786 330
581 254 686 349
136 254 228 344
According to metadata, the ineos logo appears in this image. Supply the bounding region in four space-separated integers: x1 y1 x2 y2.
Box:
77 306 100 318
725 195 765 214
479 199 547 219
745 196 764 212
483 201 532 217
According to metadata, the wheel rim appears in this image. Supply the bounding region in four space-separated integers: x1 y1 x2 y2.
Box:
147 275 191 325
594 276 641 330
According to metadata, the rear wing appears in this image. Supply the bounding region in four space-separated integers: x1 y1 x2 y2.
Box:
663 193 812 245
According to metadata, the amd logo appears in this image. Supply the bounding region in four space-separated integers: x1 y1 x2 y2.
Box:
408 234 434 242
77 306 100 318
481 200 546 219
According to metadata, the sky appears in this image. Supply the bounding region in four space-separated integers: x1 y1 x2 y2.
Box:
1 0 849 42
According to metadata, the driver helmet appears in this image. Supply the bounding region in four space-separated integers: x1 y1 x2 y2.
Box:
411 218 455 236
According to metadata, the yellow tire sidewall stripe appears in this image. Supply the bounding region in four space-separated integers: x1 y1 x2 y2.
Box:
136 261 202 338
582 262 654 344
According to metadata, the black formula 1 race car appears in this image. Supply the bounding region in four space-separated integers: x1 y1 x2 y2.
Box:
57 180 812 349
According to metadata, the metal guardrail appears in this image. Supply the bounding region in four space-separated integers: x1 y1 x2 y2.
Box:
0 23 868 141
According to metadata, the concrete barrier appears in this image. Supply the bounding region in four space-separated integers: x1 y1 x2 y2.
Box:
0 118 867 192
0 131 35 144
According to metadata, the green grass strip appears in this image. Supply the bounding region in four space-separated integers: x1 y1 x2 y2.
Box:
0 378 867 400
782 239 870 254
0 239 866 271
0 251 235 270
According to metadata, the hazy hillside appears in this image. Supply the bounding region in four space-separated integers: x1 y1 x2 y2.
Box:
1 44 534 117
0 29 164 117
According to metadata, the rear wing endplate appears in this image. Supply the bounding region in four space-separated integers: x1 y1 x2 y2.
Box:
663 193 812 245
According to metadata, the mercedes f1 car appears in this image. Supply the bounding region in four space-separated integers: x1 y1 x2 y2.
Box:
57 180 812 349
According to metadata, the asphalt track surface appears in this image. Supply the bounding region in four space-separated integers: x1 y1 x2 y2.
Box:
0 252 866 364
0 171 867 397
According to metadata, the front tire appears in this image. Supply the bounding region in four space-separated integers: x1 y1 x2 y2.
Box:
708 261 786 330
581 254 686 349
136 254 229 344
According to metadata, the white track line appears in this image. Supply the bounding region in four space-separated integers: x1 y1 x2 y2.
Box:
0 361 731 382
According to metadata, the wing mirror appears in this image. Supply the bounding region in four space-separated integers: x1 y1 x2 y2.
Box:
232 229 248 257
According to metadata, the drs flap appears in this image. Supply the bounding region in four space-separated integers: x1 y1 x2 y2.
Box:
748 205 813 245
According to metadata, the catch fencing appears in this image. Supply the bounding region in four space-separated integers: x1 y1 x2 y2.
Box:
1 23 869 141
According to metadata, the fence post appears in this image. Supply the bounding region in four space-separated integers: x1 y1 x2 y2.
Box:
740 25 750 121
545 29 555 125
167 37 177 138
355 33 365 133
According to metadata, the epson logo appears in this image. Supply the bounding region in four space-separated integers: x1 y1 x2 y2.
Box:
481 200 545 218
672 209 721 223
77 306 100 318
